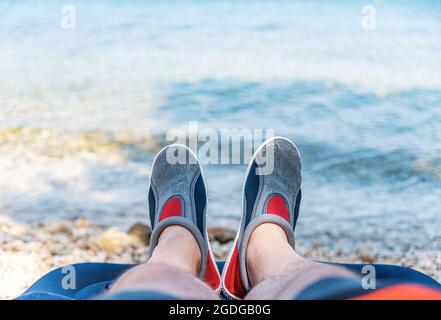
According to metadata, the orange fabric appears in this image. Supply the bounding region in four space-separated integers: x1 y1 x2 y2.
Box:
353 284 441 300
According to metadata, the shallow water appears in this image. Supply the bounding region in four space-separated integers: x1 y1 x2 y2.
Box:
0 1 440 253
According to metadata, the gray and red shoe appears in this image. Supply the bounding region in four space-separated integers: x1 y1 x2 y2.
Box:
148 144 221 292
222 137 302 299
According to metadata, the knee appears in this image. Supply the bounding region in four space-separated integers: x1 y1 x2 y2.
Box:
115 263 193 286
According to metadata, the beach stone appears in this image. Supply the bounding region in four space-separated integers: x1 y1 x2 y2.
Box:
1 213 440 299
208 227 235 244
128 223 151 245
46 221 72 235
210 240 232 260
75 218 92 228
0 216 29 236
95 227 140 253
47 242 71 256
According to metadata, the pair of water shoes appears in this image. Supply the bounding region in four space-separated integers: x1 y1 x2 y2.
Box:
148 137 302 299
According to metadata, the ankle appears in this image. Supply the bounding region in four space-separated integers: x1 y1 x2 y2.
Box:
247 223 289 258
246 223 297 286
149 225 201 276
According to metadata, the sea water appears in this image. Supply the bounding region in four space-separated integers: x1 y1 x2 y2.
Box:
0 1 440 253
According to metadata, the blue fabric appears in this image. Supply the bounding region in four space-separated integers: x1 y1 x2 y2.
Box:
16 261 440 300
148 188 156 228
296 263 441 300
333 263 441 288
244 161 260 227
16 263 131 300
194 175 207 234
296 275 441 300
292 189 301 230
296 277 367 300
97 291 179 300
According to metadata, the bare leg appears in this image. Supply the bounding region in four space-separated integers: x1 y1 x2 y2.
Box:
108 225 219 299
245 223 360 300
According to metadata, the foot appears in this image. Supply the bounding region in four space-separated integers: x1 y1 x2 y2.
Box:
148 144 221 292
222 137 302 299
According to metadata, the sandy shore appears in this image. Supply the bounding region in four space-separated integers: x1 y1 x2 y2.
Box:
0 214 439 299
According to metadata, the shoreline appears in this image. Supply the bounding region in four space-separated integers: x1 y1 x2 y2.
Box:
0 215 439 299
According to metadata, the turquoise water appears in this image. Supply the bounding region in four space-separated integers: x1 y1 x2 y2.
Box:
0 1 440 252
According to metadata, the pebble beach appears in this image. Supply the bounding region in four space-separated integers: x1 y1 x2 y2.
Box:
1 214 439 300
1 0 441 300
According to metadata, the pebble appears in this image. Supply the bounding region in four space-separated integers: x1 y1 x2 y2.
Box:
95 227 141 254
0 215 439 300
208 227 236 244
128 223 151 245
